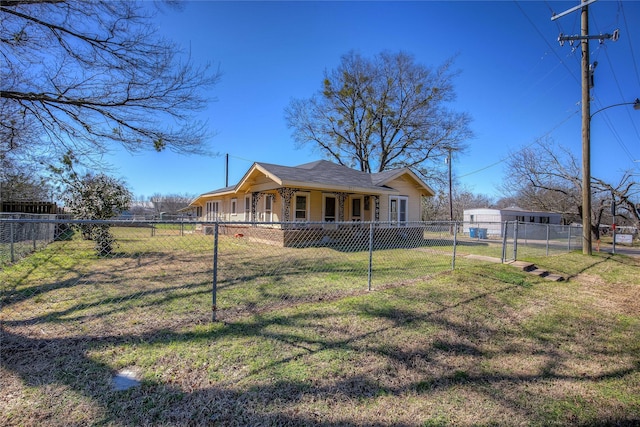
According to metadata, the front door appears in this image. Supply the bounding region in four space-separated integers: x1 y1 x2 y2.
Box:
324 195 336 222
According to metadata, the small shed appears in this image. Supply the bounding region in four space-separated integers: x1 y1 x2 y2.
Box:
463 207 562 237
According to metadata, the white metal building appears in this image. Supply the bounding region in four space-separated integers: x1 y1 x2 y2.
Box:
463 207 563 237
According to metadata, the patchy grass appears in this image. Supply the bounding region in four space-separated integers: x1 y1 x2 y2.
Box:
1 230 639 426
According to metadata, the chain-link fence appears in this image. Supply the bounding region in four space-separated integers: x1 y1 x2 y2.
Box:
1 218 582 329
501 221 582 261
0 213 61 266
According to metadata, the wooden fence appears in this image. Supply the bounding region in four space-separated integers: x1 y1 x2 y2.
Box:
1 201 59 214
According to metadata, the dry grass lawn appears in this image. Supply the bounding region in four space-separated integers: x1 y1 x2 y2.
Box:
1 232 639 426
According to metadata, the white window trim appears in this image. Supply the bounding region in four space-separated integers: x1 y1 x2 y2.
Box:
389 196 408 224
244 196 251 221
205 200 220 221
293 192 310 222
263 194 274 222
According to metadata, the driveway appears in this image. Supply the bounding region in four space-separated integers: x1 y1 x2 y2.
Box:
597 244 640 257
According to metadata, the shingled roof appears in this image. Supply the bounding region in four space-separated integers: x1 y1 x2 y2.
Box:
198 160 433 197
256 160 394 190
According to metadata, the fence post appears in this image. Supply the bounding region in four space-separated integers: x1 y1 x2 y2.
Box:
568 225 572 252
10 222 15 263
501 222 508 263
367 222 374 291
451 221 458 270
513 221 519 261
33 221 37 251
546 224 550 256
212 222 219 322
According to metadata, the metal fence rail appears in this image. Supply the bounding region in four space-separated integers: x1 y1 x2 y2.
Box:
1 218 582 327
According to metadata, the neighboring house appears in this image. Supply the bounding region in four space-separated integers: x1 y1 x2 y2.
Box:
463 207 563 237
185 160 435 245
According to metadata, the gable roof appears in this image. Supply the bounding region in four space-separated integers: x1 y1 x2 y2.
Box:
193 159 434 203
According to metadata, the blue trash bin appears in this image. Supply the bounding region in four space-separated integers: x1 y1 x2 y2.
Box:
469 228 478 238
478 228 488 239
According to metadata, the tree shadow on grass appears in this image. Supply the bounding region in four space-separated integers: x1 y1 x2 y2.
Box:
3 269 640 425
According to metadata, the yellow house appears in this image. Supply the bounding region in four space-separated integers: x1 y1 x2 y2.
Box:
187 160 435 225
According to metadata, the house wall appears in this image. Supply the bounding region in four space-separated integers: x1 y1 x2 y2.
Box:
195 177 427 224
309 191 323 222
379 176 425 222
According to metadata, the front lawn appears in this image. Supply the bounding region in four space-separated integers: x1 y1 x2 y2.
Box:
1 228 639 426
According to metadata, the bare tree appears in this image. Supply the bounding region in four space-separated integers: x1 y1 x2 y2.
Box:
150 193 194 218
503 138 639 238
0 170 52 203
422 184 493 221
593 173 640 230
1 0 220 169
285 51 472 183
502 138 582 217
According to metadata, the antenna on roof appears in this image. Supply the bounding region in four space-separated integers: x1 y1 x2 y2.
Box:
225 153 229 187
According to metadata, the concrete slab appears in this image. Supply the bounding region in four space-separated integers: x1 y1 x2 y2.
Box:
528 268 549 277
507 261 536 272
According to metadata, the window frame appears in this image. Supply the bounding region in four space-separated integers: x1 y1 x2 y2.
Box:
293 192 310 222
389 196 408 224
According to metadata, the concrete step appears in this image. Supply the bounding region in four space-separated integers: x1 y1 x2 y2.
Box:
528 268 549 278
508 261 537 272
468 257 565 282
507 260 565 282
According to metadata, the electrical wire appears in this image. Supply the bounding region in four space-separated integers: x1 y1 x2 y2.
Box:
457 109 580 179
619 0 640 89
514 0 580 86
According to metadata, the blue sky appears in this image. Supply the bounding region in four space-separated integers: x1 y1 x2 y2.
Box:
110 0 640 201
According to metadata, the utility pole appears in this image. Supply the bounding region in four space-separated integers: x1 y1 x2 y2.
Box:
447 149 453 230
225 153 229 187
552 0 619 255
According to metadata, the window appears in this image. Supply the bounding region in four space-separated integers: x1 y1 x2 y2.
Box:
389 196 408 224
351 197 362 220
294 194 308 221
244 196 251 221
529 216 535 222
263 194 274 222
231 198 237 215
540 216 550 224
205 201 219 221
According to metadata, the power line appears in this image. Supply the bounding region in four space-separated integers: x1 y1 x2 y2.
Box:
457 110 580 179
514 0 580 86
619 0 640 89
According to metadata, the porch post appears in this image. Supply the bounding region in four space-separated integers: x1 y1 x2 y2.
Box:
251 192 264 223
334 192 349 222
277 187 300 224
374 196 380 221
